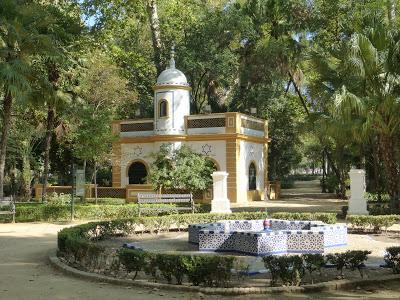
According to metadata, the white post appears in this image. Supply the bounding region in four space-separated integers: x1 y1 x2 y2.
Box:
210 171 232 214
348 169 369 215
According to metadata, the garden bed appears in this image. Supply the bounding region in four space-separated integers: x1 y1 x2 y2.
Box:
56 213 400 292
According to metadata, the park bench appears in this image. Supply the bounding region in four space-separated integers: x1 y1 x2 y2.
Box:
137 193 194 217
0 197 15 223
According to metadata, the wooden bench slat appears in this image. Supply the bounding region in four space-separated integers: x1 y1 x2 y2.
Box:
138 199 191 204
139 207 192 211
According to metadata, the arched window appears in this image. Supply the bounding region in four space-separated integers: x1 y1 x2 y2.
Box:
248 162 257 190
159 100 168 117
128 162 147 184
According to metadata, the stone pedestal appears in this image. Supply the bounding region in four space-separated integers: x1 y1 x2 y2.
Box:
348 169 369 215
210 171 232 214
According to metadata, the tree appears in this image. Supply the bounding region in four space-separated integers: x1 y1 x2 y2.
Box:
71 51 136 202
334 19 400 207
148 144 214 194
35 1 83 202
0 0 56 200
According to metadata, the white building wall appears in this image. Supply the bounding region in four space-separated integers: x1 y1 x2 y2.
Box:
120 140 226 187
185 141 226 171
154 88 190 135
238 140 265 202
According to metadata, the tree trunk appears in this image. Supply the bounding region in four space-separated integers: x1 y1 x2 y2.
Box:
0 91 13 201
146 0 164 75
322 151 326 193
94 161 98 205
388 0 396 25
372 136 382 201
42 105 55 202
379 133 399 209
21 150 32 199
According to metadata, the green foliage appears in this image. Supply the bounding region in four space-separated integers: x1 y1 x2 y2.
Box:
148 144 215 193
118 248 146 280
85 198 126 205
156 254 187 284
384 246 400 274
271 212 337 224
263 255 305 286
326 250 371 278
14 203 180 222
346 250 371 278
302 254 324 283
346 215 400 233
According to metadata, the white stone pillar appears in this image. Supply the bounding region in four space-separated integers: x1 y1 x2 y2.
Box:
210 171 232 214
348 169 369 215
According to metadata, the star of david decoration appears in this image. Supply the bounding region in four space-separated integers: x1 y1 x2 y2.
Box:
133 146 143 157
249 145 255 157
201 144 212 156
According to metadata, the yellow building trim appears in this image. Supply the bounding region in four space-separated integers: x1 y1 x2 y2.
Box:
226 138 239 203
112 142 122 187
117 133 269 145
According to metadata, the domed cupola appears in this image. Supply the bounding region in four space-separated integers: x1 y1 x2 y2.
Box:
156 61 189 87
153 47 191 135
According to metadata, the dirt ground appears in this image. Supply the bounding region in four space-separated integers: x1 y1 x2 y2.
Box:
1 222 400 300
1 181 400 299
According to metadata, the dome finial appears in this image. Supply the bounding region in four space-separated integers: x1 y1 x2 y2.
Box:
169 43 176 69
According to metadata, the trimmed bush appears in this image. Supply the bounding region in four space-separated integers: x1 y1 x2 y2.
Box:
85 198 126 205
302 254 324 284
326 250 371 278
117 250 235 286
346 215 400 233
271 212 337 224
384 246 400 274
118 248 146 280
263 255 305 286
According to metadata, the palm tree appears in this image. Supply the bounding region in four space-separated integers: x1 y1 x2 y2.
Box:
335 17 400 208
0 1 54 200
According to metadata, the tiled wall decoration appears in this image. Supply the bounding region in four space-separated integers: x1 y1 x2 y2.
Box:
188 219 347 256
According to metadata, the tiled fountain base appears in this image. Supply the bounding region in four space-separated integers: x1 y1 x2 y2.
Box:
189 219 348 256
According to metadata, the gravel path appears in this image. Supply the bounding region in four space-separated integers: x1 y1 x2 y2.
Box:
232 180 347 213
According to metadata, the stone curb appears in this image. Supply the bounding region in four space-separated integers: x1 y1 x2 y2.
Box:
49 254 400 295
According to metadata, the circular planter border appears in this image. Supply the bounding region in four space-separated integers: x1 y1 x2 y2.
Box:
49 253 400 295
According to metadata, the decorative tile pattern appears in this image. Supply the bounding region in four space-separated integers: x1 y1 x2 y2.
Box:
188 219 347 256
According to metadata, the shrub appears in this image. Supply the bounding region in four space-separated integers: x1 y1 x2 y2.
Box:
85 198 126 205
262 256 280 286
346 215 400 233
346 250 371 278
263 255 305 286
302 254 324 284
366 193 390 202
280 177 295 189
271 212 337 224
47 192 71 205
118 248 146 280
325 253 348 277
326 250 371 278
155 254 187 284
182 255 234 287
384 246 400 274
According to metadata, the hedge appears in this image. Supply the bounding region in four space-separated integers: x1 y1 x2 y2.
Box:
10 204 187 222
270 212 337 224
58 215 393 288
57 212 339 287
58 211 338 255
346 215 400 233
